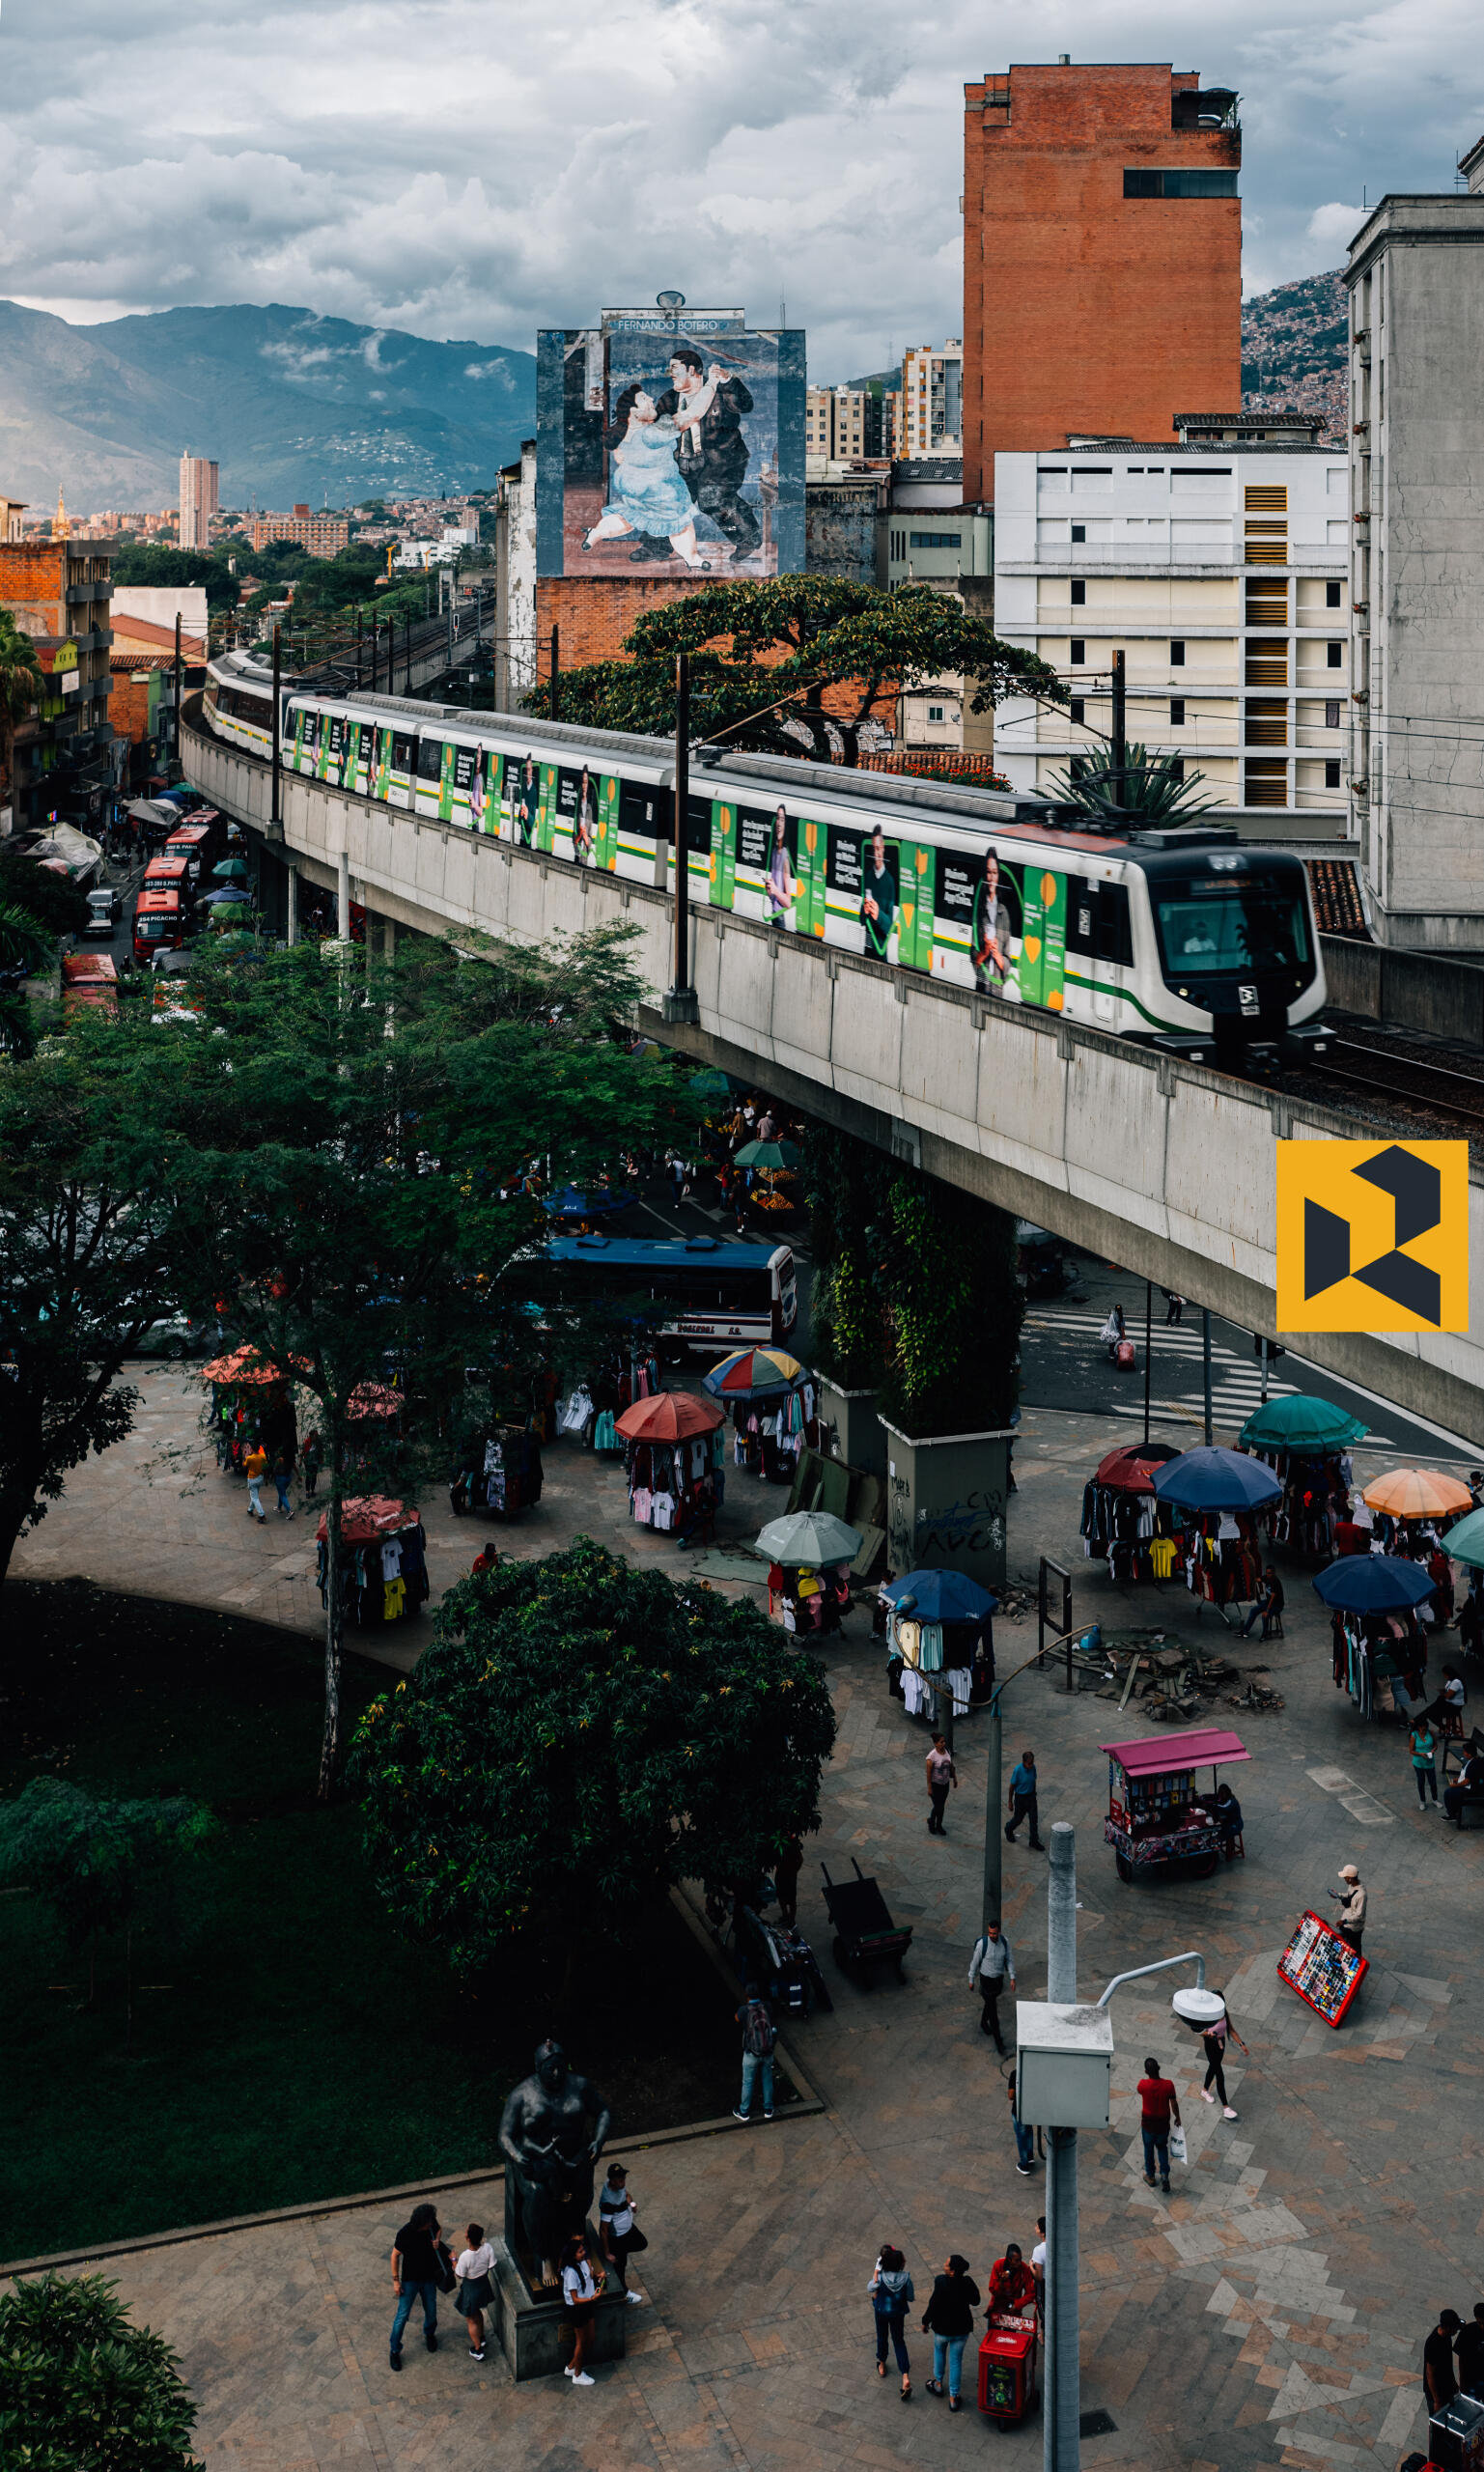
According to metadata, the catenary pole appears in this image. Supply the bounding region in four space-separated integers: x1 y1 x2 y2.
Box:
1142 1278 1152 1447
980 1640 1050 1932
549 625 561 721
270 622 283 838
673 651 690 997
1203 1308 1214 1446
1045 1822 1080 2472
1110 650 1126 810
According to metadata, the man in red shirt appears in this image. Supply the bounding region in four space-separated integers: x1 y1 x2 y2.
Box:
1137 2056 1181 2193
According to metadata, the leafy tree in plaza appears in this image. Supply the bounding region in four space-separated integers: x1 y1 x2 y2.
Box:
0 2272 204 2471
523 577 1067 766
0 607 43 825
161 928 691 1802
0 1778 214 2037
1048 741 1220 825
350 1538 837 1974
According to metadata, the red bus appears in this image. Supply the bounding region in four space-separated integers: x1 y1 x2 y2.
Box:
133 887 186 962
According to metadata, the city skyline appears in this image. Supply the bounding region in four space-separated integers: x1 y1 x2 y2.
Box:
2 0 1478 379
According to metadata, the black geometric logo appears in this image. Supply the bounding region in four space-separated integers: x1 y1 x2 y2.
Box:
1302 1144 1442 1326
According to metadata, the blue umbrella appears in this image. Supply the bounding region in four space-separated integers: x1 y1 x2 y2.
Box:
1154 1447 1282 1513
202 884 250 905
541 1184 630 1218
1312 1555 1435 1614
882 1567 998 1620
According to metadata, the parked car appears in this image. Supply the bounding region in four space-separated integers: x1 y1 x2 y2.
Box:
83 885 123 935
124 1315 212 1362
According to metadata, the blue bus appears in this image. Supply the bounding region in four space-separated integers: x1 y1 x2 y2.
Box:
546 1233 797 1353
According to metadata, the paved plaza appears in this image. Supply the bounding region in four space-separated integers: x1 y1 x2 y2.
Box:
9 1375 1484 2470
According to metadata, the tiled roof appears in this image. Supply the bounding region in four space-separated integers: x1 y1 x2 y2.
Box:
1306 857 1369 939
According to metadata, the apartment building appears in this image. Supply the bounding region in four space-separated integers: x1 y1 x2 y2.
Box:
993 414 1351 829
1345 167 1484 947
805 385 892 471
901 342 964 461
0 537 114 827
179 452 219 550
247 507 350 557
963 62 1242 502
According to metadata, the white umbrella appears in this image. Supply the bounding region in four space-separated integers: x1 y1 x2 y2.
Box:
754 1509 862 1565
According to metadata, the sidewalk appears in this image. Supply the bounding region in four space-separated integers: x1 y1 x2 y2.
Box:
10 1391 1482 2469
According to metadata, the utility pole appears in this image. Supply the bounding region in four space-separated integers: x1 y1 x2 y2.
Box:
980 1640 1048 1932
370 617 378 693
1110 649 1126 812
1142 1279 1153 1447
549 624 561 721
1045 1823 1081 2472
355 607 363 689
662 651 699 1025
1203 1308 1214 1446
404 616 411 696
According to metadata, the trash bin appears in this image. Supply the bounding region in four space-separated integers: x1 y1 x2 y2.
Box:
978 2314 1038 2422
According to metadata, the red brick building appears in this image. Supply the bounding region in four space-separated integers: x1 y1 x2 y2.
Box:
962 61 1242 502
0 537 114 827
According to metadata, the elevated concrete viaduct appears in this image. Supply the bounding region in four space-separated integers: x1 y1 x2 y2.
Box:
183 709 1484 1447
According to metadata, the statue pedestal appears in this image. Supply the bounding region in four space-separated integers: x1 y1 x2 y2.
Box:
490 2225 629 2381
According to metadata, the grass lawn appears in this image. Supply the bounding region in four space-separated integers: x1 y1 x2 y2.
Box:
0 1580 749 2263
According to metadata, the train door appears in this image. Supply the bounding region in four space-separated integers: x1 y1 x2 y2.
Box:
709 799 736 908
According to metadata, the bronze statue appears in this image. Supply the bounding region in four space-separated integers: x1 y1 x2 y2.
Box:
498 2039 611 2286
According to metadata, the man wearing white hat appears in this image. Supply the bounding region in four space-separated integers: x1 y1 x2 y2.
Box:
1330 1865 1366 1954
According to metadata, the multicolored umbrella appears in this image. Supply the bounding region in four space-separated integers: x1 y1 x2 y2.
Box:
733 1138 802 1172
702 1346 805 1398
615 1390 725 1442
1362 1468 1474 1520
1240 1393 1367 1450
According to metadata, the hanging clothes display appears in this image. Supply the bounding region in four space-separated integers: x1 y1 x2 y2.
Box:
315 1498 429 1629
448 1424 545 1522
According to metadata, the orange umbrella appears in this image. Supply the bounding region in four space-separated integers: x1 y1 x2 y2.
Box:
1362 1468 1474 1520
316 1495 419 1544
615 1390 724 1442
199 1344 309 1387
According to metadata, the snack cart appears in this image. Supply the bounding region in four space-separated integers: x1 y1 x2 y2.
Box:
1276 1910 1368 2028
978 2313 1039 2423
1101 1727 1251 1883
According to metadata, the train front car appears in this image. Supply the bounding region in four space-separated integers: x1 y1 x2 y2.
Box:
1131 844 1330 1069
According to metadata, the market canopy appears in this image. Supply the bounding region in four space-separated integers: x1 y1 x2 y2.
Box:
1312 1555 1436 1614
1093 1441 1180 1494
542 1184 630 1219
688 1068 743 1100
316 1495 419 1544
882 1567 997 1620
202 884 251 905
615 1390 724 1442
1240 1393 1368 1451
347 1382 402 1420
754 1508 861 1566
1154 1447 1282 1513
733 1138 802 1172
1361 1468 1474 1520
703 1346 805 1398
1438 1506 1484 1570
199 1344 308 1386
1100 1727 1251 1777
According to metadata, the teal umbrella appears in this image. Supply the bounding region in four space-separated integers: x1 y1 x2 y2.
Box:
210 856 251 882
1240 1393 1367 1451
689 1068 742 1100
734 1138 802 1172
1438 1505 1484 1568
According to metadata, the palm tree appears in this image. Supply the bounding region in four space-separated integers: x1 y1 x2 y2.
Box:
1048 741 1221 827
0 610 43 834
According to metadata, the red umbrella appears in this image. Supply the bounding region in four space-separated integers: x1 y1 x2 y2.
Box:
615 1391 725 1442
316 1495 419 1544
1094 1441 1181 1494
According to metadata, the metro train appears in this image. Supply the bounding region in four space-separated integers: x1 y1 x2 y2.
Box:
205 650 1330 1066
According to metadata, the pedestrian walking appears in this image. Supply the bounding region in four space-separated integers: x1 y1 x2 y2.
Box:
453 2222 495 2359
920 2254 980 2411
301 1430 322 1496
1454 2300 1484 2396
987 2243 1037 2316
773 1835 802 1928
271 1447 294 1519
1164 1290 1184 1326
1425 2309 1463 2415
243 1440 268 1524
388 2201 443 2371
1137 2056 1181 2194
1409 1715 1440 1807
733 1983 776 2122
1189 1992 1246 2121
1100 1303 1127 1361
925 1732 957 1836
559 2233 600 2385
1005 1748 1043 1848
1030 2218 1047 2330
867 2242 914 2399
1330 1865 1366 1954
1007 2070 1037 2177
599 2163 648 2304
967 1920 1016 2052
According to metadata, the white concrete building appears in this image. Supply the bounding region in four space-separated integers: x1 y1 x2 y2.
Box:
1345 169 1484 946
493 439 537 706
993 415 1351 832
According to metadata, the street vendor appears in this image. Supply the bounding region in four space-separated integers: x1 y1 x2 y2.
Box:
987 2246 1037 2318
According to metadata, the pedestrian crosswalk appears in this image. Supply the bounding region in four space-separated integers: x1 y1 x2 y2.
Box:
1022 1306 1396 1444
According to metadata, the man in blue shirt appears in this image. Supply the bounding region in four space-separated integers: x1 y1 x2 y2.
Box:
1005 1749 1044 1850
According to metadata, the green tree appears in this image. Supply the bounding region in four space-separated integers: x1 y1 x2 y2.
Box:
803 1126 893 1390
350 1539 837 1972
524 578 1067 766
0 607 43 829
0 1778 214 2037
0 2273 203 2470
109 544 238 615
0 851 91 939
1048 742 1220 825
870 1171 1022 1435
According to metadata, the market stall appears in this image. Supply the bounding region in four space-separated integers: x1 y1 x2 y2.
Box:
882 1566 996 1722
1079 1441 1182 1582
616 1389 725 1541
1277 1909 1367 2027
1100 1725 1250 1882
732 1138 805 1227
755 1508 861 1637
449 1421 545 1521
705 1347 817 1484
200 1344 302 1479
315 1496 429 1629
1153 1448 1282 1619
1239 1394 1367 1559
1313 1552 1435 1722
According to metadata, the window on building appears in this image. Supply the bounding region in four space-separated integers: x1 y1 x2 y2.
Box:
1122 167 1240 197
1070 578 1086 604
1071 523 1085 543
1327 641 1343 667
1170 698 1186 726
1326 578 1342 607
1325 699 1341 730
1325 759 1341 789
1170 640 1186 666
910 532 961 548
1070 639 1085 665
1070 698 1085 725
927 705 945 724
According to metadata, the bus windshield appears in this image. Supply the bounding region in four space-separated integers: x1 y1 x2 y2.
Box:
1152 871 1311 978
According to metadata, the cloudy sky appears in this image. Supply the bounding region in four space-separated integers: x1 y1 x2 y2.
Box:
3 0 1479 372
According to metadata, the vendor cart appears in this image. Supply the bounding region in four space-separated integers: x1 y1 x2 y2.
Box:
820 1858 912 1985
978 2314 1039 2423
1100 1726 1250 1883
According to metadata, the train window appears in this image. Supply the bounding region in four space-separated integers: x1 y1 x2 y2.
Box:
391 733 415 771
415 738 444 781
1066 879 1134 967
1151 870 1310 977
619 779 662 838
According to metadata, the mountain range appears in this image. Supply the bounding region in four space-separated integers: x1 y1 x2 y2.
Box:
0 301 536 512
1241 268 1348 443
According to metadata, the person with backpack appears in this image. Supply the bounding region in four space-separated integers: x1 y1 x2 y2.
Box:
733 1983 777 2122
966 1919 1016 2051
867 2242 914 2398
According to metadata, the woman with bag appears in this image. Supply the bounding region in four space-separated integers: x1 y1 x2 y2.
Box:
599 2162 648 2304
867 2242 914 2398
559 2233 601 2386
1190 1997 1246 2121
453 2221 496 2360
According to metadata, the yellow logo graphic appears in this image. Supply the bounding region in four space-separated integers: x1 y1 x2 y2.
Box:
1276 1139 1470 1334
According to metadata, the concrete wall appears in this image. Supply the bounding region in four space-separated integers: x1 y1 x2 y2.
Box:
183 709 1484 1447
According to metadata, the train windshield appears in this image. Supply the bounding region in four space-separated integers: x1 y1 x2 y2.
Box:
1151 869 1310 977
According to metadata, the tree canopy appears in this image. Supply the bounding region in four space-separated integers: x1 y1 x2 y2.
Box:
1048 742 1220 825
0 2274 203 2471
108 544 238 614
524 577 1067 766
351 1538 837 1970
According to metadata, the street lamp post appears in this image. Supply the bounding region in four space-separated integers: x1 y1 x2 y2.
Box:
1044 1824 1080 2472
981 1640 1052 1931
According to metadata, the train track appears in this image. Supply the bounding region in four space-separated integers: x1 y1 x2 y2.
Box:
1301 1033 1484 1132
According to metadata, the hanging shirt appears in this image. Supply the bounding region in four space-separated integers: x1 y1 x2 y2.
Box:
380 1539 402 1582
